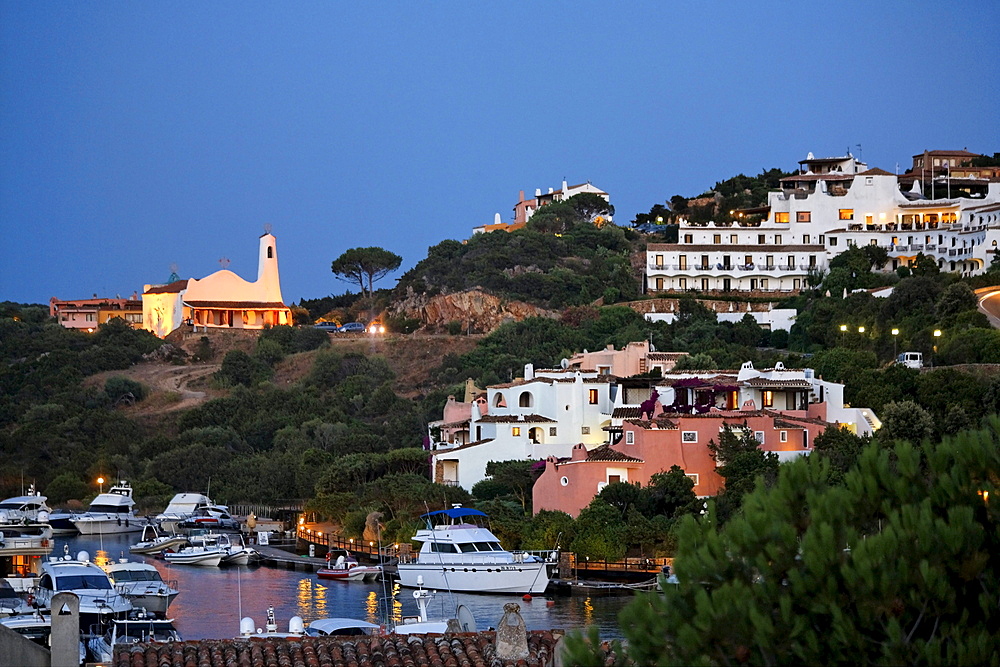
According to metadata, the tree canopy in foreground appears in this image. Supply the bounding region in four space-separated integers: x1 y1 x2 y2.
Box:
566 420 1000 666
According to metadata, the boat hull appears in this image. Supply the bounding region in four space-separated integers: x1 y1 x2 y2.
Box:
396 561 549 594
163 551 222 567
316 566 380 582
129 536 188 555
73 516 145 535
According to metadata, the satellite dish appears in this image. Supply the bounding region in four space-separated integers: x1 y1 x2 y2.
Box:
560 358 569 369
455 605 477 633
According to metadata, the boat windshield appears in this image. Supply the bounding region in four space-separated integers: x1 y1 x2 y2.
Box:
457 542 504 552
110 570 162 583
0 501 27 510
88 505 130 513
55 575 113 590
117 622 177 642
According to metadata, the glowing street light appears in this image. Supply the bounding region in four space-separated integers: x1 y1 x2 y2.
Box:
839 325 847 332
932 329 942 367
858 326 865 334
891 328 899 358
97 476 105 493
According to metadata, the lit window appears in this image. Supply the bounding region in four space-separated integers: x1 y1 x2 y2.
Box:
588 389 599 404
713 234 721 244
763 390 773 407
839 209 854 221
774 212 790 223
684 234 692 243
512 427 521 437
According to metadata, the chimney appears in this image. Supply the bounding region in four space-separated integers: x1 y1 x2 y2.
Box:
519 190 525 202
535 188 542 197
524 363 534 380
496 603 529 661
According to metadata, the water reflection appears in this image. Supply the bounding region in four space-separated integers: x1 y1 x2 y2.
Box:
57 533 631 640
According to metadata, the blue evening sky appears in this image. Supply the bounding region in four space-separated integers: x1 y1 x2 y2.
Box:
2 1 998 305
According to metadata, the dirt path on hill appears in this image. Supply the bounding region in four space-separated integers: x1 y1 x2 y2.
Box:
87 362 221 414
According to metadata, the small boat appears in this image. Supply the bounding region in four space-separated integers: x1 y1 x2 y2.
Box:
129 525 188 555
1 611 87 664
179 531 256 566
103 557 179 616
71 481 148 535
317 551 381 582
87 613 182 663
396 506 553 594
391 576 477 635
162 541 223 567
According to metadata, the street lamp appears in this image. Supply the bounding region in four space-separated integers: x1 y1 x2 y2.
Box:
933 329 942 367
891 328 899 359
858 326 865 334
97 476 105 493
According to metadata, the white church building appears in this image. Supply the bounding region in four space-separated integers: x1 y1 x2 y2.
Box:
142 230 292 337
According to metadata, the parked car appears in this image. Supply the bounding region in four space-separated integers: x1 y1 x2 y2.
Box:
314 322 340 331
338 322 366 333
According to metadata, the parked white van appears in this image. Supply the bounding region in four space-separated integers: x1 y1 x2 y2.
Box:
897 352 923 369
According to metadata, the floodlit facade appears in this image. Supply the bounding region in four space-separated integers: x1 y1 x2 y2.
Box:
142 232 292 337
49 295 143 330
647 150 1000 295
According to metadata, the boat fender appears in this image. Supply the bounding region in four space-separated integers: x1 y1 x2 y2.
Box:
522 594 532 602
117 517 122 527
26 594 34 607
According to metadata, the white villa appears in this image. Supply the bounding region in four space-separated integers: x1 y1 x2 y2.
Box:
428 357 878 492
647 150 1000 294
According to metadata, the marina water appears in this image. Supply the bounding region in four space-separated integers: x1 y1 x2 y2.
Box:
60 532 631 640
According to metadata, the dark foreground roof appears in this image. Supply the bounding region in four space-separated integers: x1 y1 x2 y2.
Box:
113 631 561 667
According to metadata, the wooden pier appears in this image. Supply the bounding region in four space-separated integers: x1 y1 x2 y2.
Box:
252 544 326 572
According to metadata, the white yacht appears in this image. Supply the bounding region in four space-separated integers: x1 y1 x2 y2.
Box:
0 521 54 592
103 558 179 616
155 493 213 532
34 547 133 635
128 524 189 555
71 481 147 535
0 486 52 524
162 533 224 567
396 507 553 595
0 611 87 664
88 614 182 663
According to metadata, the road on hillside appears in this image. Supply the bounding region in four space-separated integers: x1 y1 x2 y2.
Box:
975 286 1000 328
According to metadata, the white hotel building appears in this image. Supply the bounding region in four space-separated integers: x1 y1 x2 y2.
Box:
647 152 1000 294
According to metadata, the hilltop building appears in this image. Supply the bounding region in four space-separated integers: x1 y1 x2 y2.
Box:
141 231 292 337
49 294 143 330
646 149 1000 295
472 180 610 235
532 361 879 517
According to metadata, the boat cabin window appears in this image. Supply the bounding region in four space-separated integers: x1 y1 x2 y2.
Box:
429 543 458 553
89 504 128 513
474 542 498 551
56 575 112 590
119 622 177 642
38 574 52 590
458 543 478 553
110 570 162 582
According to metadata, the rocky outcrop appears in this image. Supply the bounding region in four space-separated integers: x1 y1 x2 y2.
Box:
393 288 555 333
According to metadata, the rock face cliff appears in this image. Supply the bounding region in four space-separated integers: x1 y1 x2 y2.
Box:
392 288 554 333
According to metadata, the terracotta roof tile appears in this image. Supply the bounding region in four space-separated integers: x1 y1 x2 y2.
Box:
612 407 643 419
740 378 812 388
112 631 561 667
586 444 643 463
184 300 290 309
857 167 893 176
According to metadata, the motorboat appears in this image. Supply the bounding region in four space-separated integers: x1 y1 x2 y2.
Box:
0 579 33 616
178 505 239 531
0 611 87 664
316 551 382 581
0 485 51 524
129 524 188 555
305 617 380 637
87 613 182 663
155 493 228 532
0 522 54 592
103 557 179 616
162 533 224 567
34 546 133 635
71 481 147 535
238 606 308 638
177 531 255 566
45 510 79 535
391 576 477 635
396 506 553 595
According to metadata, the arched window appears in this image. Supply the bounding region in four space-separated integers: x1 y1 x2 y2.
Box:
267 246 273 258
493 393 506 408
519 391 533 408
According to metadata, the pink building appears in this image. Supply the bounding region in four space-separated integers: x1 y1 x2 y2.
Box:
534 407 831 517
566 341 687 377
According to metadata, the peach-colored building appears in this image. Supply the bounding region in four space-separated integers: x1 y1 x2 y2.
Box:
472 181 611 235
531 360 880 517
142 231 292 337
426 379 487 448
49 295 143 330
566 341 687 377
534 408 830 517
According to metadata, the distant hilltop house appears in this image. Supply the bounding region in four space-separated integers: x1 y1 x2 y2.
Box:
472 180 610 235
646 149 1000 295
141 231 292 338
49 294 143 330
427 343 877 496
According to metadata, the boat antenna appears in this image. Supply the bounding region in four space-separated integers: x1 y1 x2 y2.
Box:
421 501 458 611
237 563 242 623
